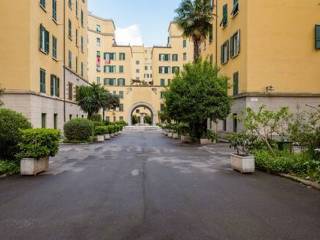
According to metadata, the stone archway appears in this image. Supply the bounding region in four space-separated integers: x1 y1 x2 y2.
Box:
128 102 157 126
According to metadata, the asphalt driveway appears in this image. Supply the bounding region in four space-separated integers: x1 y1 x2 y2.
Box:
0 128 319 240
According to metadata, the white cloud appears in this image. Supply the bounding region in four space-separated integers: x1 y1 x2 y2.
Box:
115 25 143 46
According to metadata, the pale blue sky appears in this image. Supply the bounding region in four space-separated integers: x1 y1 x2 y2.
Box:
88 0 182 47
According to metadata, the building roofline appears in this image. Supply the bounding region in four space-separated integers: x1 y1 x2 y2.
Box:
88 12 116 30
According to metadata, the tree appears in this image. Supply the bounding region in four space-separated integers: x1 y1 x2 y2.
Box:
175 0 213 61
0 88 4 106
76 83 112 120
101 92 120 121
164 60 231 139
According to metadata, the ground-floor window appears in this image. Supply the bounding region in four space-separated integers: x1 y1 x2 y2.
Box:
223 119 227 132
54 113 58 129
233 114 238 133
41 113 46 128
69 114 72 120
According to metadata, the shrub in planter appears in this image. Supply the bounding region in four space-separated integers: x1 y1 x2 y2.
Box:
94 126 107 136
64 118 94 142
0 108 32 160
0 160 20 175
18 129 61 159
17 129 60 175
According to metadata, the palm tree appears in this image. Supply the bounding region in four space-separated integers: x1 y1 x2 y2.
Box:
175 0 213 61
76 83 108 119
101 92 120 121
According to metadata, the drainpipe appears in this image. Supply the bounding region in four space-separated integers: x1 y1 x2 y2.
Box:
63 0 66 122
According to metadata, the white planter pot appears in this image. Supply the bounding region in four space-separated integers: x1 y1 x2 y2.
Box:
230 154 255 173
21 157 49 176
111 133 115 137
181 135 192 143
168 132 173 138
104 134 111 140
97 135 105 142
200 138 211 145
172 133 179 139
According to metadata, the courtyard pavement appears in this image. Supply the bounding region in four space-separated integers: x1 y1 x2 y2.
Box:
0 128 320 240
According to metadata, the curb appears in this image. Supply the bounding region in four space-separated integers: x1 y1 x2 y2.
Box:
279 173 320 191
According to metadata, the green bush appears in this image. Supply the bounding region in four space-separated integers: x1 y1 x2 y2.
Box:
0 160 20 175
64 118 94 142
95 126 107 136
0 109 32 160
254 150 320 182
90 114 102 122
17 129 61 159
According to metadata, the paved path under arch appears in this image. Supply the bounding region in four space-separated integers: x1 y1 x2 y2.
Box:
0 128 320 240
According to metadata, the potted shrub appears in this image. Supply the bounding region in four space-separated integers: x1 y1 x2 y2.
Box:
18 129 60 176
104 125 112 140
229 132 255 173
95 126 107 142
200 130 217 145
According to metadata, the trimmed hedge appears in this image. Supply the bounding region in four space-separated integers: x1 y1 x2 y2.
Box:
95 126 107 136
17 129 61 159
0 109 32 160
64 118 94 142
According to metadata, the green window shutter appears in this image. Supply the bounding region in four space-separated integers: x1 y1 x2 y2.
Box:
56 78 60 97
50 75 54 96
316 25 320 49
233 72 239 96
45 29 49 53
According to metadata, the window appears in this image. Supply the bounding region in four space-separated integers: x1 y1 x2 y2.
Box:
76 30 78 47
233 72 239 96
81 10 84 27
136 69 140 73
136 60 140 65
104 65 116 73
81 62 84 76
172 54 178 61
75 57 78 73
119 116 124 121
119 91 124 99
50 75 60 97
119 104 124 112
96 38 101 47
209 27 213 43
40 24 49 54
69 114 73 120
104 78 116 86
172 67 180 74
159 66 170 74
118 78 125 86
81 36 84 53
52 36 57 59
68 82 73 100
221 41 229 64
76 0 78 17
160 92 165 99
40 69 46 93
159 54 170 61
96 25 101 33
223 119 227 132
160 79 165 86
316 25 320 49
41 113 46 128
40 0 46 9
104 52 116 61
52 0 57 21
160 104 165 112
220 4 228 28
53 114 58 129
231 0 239 17
68 19 72 39
68 0 72 9
119 53 126 60
97 77 101 84
233 114 238 133
183 53 187 61
68 50 72 69
119 66 124 73
230 30 240 58
183 39 187 48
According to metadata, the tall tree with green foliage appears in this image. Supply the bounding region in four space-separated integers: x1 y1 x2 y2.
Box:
175 0 213 61
76 83 118 120
164 60 231 139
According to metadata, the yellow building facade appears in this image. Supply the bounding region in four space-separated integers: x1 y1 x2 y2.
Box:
88 15 193 125
0 0 89 129
202 0 320 132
